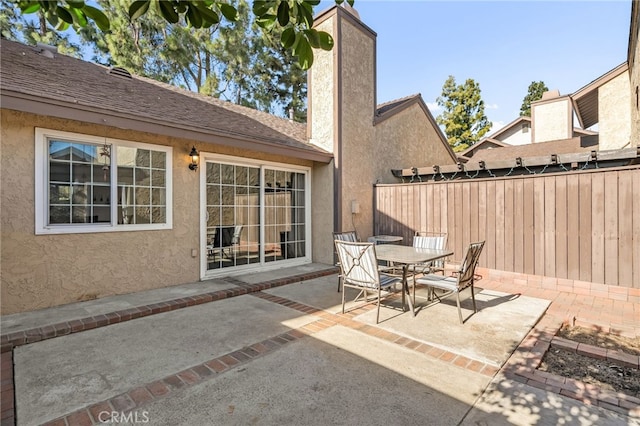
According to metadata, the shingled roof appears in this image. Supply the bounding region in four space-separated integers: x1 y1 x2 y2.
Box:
0 39 332 163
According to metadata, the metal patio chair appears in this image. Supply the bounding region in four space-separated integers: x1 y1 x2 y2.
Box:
334 240 402 324
333 230 360 292
414 241 485 324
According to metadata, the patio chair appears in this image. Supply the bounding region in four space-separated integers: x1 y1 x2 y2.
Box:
383 232 448 288
334 240 402 324
414 241 485 324
412 232 448 274
333 230 360 292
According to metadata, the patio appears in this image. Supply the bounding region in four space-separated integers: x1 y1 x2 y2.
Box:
1 264 638 425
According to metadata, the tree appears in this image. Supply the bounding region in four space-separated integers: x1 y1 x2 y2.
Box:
1 0 82 57
12 0 354 69
436 76 492 152
520 81 549 117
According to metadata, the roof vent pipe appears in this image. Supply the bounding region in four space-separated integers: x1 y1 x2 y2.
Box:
289 108 294 121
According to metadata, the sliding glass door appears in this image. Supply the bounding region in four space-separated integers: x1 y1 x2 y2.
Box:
204 157 309 274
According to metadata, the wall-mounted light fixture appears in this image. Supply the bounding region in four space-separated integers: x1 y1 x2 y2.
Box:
188 146 199 171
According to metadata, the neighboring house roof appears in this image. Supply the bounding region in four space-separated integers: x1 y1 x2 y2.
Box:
0 39 332 163
374 93 458 162
487 116 532 141
469 137 598 162
458 137 510 159
571 62 629 129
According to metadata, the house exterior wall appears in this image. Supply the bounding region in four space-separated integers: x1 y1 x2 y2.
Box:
0 110 315 314
532 98 572 143
495 124 531 146
310 161 335 264
599 72 631 149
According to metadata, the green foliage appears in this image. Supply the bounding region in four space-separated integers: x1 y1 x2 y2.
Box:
436 76 492 152
13 0 353 69
520 81 549 117
15 0 110 31
2 0 82 56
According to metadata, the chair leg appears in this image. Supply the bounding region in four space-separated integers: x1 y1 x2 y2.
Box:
470 284 477 313
456 292 463 324
337 275 341 292
376 288 381 324
342 284 346 314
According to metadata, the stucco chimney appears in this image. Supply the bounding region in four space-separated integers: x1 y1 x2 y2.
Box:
307 5 377 154
531 90 574 143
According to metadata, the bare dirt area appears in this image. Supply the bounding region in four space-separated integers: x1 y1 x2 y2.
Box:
538 325 640 398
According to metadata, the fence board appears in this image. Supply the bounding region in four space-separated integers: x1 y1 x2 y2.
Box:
478 181 488 266
373 166 639 288
555 176 568 279
426 184 434 233
544 177 556 277
566 175 580 280
486 180 497 268
513 179 524 273
604 172 618 285
579 174 592 282
504 179 514 272
469 181 479 245
523 179 535 275
462 183 471 249
495 180 506 272
618 171 633 287
533 178 546 276
591 173 605 284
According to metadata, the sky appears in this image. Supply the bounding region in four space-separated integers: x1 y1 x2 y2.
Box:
318 0 631 135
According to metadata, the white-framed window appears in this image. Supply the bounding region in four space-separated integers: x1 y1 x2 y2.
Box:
35 128 172 234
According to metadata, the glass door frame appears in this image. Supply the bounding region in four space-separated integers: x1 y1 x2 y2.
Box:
199 152 312 279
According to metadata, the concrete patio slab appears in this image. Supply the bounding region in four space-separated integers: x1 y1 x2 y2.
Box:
14 295 320 425
354 288 549 367
116 325 490 426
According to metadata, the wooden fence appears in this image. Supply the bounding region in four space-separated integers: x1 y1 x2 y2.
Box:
374 165 640 288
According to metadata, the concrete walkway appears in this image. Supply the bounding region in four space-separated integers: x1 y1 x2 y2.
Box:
1 263 638 425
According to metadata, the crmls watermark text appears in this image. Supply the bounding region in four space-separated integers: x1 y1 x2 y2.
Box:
98 411 150 424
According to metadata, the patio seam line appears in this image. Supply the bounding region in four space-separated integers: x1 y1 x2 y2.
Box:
0 267 338 353
493 287 640 418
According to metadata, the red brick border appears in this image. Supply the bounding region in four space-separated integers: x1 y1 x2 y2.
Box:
0 268 338 354
500 312 640 418
1 351 14 426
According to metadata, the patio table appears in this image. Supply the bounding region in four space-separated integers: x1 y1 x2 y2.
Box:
375 245 453 316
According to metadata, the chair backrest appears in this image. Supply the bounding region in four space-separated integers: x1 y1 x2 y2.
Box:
334 240 380 289
413 232 447 251
232 225 243 245
333 230 359 243
457 241 485 289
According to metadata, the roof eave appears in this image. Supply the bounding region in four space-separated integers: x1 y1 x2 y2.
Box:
2 91 333 163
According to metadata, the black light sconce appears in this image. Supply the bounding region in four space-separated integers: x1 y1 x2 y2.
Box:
189 146 199 171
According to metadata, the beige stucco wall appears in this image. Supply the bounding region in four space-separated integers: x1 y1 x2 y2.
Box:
338 18 377 239
0 110 315 314
532 98 572 143
496 123 531 146
309 18 335 153
311 161 335 264
599 72 632 150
